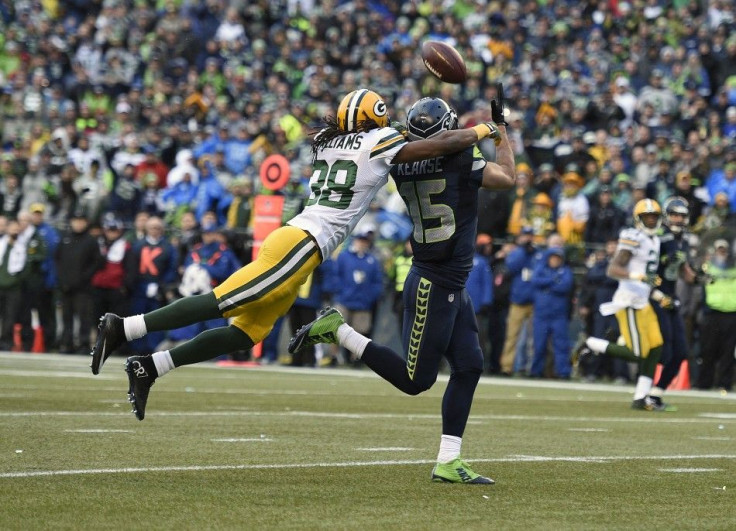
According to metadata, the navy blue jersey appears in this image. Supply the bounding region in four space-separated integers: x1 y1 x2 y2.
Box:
391 145 485 289
657 226 689 296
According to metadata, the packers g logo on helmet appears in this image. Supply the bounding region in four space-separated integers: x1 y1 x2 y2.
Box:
337 89 390 132
633 198 662 235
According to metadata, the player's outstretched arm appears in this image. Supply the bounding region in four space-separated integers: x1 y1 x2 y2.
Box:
391 124 497 164
606 249 633 280
481 124 515 190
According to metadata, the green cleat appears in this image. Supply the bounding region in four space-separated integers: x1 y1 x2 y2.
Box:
288 307 345 354
431 458 495 485
646 395 678 412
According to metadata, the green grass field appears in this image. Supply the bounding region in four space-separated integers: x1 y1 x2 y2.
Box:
1 352 734 530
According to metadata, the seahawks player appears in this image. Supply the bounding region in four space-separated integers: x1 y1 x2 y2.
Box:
91 88 503 421
648 197 698 411
290 92 516 484
572 199 666 410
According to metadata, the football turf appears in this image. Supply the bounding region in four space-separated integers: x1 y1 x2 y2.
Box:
1 353 734 530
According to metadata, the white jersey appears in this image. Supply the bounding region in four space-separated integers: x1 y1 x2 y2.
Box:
600 226 660 315
288 127 406 258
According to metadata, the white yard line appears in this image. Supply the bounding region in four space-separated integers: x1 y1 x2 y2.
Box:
2 352 734 401
2 454 734 479
1 410 735 425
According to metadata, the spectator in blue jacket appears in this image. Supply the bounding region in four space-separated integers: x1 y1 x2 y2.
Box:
468 233 494 370
166 222 241 348
29 203 60 351
498 227 540 375
530 247 574 379
125 216 178 354
331 230 384 365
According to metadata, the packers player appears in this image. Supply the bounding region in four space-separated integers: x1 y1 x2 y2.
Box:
90 88 503 421
572 199 666 410
289 91 515 484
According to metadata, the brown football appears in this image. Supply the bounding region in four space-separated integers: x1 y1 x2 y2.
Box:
421 40 467 84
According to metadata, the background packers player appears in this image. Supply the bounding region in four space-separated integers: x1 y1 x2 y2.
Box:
90 88 503 421
289 90 515 484
572 199 666 410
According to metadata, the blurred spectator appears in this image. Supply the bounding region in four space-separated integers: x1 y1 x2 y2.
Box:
389 239 413 336
696 239 736 391
55 210 103 354
498 227 539 376
0 218 24 349
28 203 60 351
584 186 626 245
487 241 514 375
330 230 384 365
530 247 574 379
125 215 177 355
556 171 589 246
506 163 535 236
16 210 47 352
288 259 333 368
468 233 494 372
92 213 132 327
527 192 555 245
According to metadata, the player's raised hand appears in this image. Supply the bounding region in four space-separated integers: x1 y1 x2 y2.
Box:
491 83 509 126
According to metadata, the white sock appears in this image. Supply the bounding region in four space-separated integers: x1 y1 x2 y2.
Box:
437 434 462 463
633 375 653 400
152 350 175 377
585 337 609 354
336 323 370 358
648 386 663 398
123 315 147 341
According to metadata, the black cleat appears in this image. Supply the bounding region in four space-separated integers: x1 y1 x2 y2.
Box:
645 395 678 412
631 398 654 411
125 355 157 421
570 337 594 368
90 313 126 375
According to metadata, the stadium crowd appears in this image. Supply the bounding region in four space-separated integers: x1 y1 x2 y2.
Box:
0 0 735 390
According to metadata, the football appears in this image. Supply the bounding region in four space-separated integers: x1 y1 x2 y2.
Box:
421 40 467 84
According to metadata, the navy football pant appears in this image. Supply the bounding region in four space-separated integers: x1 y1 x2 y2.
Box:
653 303 688 389
362 270 483 437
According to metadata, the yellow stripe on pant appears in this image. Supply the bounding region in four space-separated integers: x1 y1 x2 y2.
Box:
213 225 321 343
615 303 663 359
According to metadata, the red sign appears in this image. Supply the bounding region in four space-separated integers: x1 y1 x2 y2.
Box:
259 154 290 191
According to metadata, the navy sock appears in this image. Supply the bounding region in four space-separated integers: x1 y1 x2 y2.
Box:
441 369 481 437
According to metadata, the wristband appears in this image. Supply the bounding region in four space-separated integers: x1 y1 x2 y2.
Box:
472 123 492 141
628 272 644 281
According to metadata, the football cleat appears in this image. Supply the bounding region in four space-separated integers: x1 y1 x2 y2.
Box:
431 458 494 485
336 89 389 132
125 355 157 421
90 313 126 375
288 307 345 354
645 395 678 412
570 337 594 368
631 398 654 411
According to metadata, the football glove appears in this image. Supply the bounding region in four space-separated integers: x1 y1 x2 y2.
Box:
658 295 675 310
491 82 509 126
645 272 662 287
487 122 502 145
391 121 408 139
